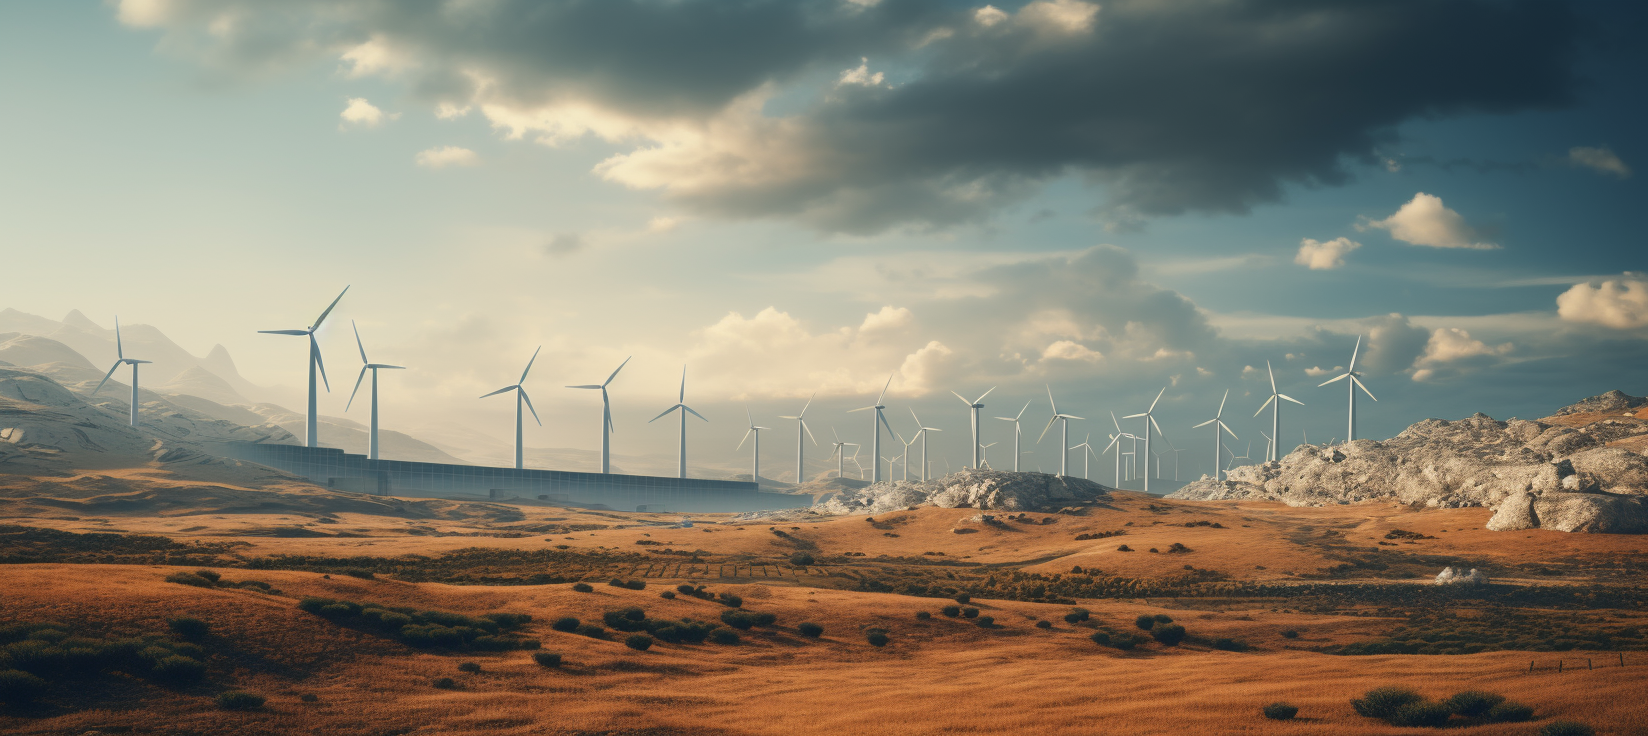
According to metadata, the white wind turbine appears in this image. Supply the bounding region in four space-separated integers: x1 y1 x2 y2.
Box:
849 444 866 479
847 374 896 483
894 429 916 481
92 317 152 427
648 365 707 479
1103 411 1136 487
480 347 542 469
1193 390 1239 481
1070 433 1099 480
827 428 858 479
1037 385 1084 477
1259 430 1273 463
736 406 772 482
345 321 404 460
979 442 997 470
1254 360 1304 462
951 386 995 469
1123 387 1167 493
910 408 943 481
778 394 819 484
1225 440 1252 475
994 399 1033 472
259 286 348 447
1317 335 1377 442
568 356 631 474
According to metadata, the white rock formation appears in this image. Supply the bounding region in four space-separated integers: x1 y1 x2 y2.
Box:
811 468 1110 515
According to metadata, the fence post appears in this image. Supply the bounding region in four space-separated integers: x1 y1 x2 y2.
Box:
1558 660 1563 673
1529 660 1535 673
1588 658 1592 671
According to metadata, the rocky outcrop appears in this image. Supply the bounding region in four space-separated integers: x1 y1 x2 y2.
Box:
1554 390 1646 416
812 468 1110 515
1169 403 1648 533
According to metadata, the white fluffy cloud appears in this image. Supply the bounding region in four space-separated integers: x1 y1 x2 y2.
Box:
837 58 886 88
339 97 392 128
1410 328 1512 382
414 146 479 169
1556 274 1648 329
1360 193 1497 250
1294 237 1360 270
1567 146 1631 178
1040 340 1103 363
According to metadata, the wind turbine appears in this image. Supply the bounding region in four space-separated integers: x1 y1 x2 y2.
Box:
1254 360 1304 462
994 399 1033 472
736 407 772 482
951 386 995 469
1123 387 1167 493
1317 335 1377 442
979 442 997 470
480 347 542 469
1103 412 1136 488
1193 390 1239 481
847 374 896 483
910 408 943 481
778 394 819 484
1225 440 1252 474
1259 430 1273 463
827 428 858 479
259 286 348 447
648 365 707 479
92 317 152 427
1070 433 1099 480
894 429 916 481
849 445 866 479
345 321 404 460
568 356 631 474
1037 385 1083 477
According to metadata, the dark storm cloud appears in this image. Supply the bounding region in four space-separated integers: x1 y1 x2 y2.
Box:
126 0 1587 233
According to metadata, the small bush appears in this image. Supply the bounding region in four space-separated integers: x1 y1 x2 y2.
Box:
168 617 210 642
975 616 995 628
193 569 222 583
1134 614 1156 631
1154 614 1173 624
915 612 932 620
0 669 48 703
1089 631 1111 646
533 652 562 667
624 580 647 590
1262 702 1298 720
708 628 740 645
1070 607 1090 621
165 572 215 588
149 655 207 687
625 634 653 651
941 605 961 618
1538 721 1595 736
961 608 979 619
551 617 580 632
1486 702 1534 723
432 677 457 689
1352 687 1423 720
574 624 607 639
1036 620 1052 629
1112 634 1137 651
676 584 697 594
1063 613 1082 624
1151 624 1186 646
1211 638 1247 652
1280 629 1299 639
720 610 757 630
1116 544 1132 551
660 591 676 599
789 553 815 566
718 592 743 608
342 568 375 580
1445 691 1505 718
300 693 319 702
1388 701 1452 728
798 622 824 638
571 582 594 593
866 630 890 647
215 691 265 711
753 612 777 627
457 662 481 674
954 594 971 604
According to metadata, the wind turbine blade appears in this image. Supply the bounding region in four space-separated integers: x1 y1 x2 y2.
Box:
877 373 894 404
1254 395 1275 417
1149 415 1162 436
479 385 518 399
951 390 972 407
746 406 753 426
521 388 542 425
1045 384 1058 415
603 355 632 387
1193 418 1217 429
1037 416 1057 443
1064 414 1084 420
1348 335 1362 373
802 418 818 445
975 386 996 404
353 320 368 364
346 366 368 411
520 346 542 384
1147 386 1165 413
93 362 120 395
846 406 874 413
114 317 124 360
1016 399 1031 420
1352 375 1378 401
878 411 895 436
679 364 686 402
994 416 1015 422
129 359 152 365
1267 360 1277 394
1279 394 1304 405
312 286 349 330
799 392 814 417
1110 411 1122 432
1318 373 1349 387
312 335 331 392
684 405 708 422
1221 422 1238 440
736 428 753 450
567 384 602 390
1103 434 1121 452
649 405 681 423
833 427 842 442
259 329 309 335
370 364 406 370
1217 389 1228 417
1123 412 1146 419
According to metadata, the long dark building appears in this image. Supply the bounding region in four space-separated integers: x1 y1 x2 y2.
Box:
221 442 809 513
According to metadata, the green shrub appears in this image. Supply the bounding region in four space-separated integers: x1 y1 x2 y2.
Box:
533 652 562 668
720 610 757 630
1352 687 1423 720
1280 629 1299 639
1134 614 1156 630
660 591 676 599
571 582 594 593
165 572 214 588
215 691 265 710
753 612 777 627
432 677 457 689
1154 614 1173 624
789 553 815 566
624 580 647 590
167 617 209 642
798 622 824 638
1486 702 1534 723
625 634 653 651
718 592 743 608
961 608 979 619
941 606 961 618
457 662 481 673
1036 620 1053 629
149 656 207 687
1070 608 1090 621
708 628 740 645
915 612 932 620
954 593 971 604
0 669 48 703
604 609 648 632
575 624 607 639
1112 635 1137 651
551 617 580 632
676 584 696 594
1151 624 1186 646
1388 701 1452 728
975 616 995 628
1262 702 1298 720
866 630 890 647
1538 721 1595 736
193 569 221 583
1089 631 1111 646
1063 612 1083 624
1445 691 1504 717
1211 638 1247 652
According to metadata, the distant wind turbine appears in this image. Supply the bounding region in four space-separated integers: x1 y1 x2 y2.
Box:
827 428 858 479
894 429 916 481
849 444 866 479
979 442 997 470
778 394 818 484
259 286 348 447
1123 387 1167 493
1037 385 1083 477
1070 433 1099 480
994 399 1033 472
648 365 707 479
910 408 943 481
345 321 404 460
1193 390 1239 481
736 406 772 482
480 347 542 469
1317 335 1377 442
568 356 631 474
951 386 995 469
92 317 152 427
847 373 896 483
1254 360 1304 462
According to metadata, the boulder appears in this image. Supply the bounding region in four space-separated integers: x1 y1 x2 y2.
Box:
811 468 1109 515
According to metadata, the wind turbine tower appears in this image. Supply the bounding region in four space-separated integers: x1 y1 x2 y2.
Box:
93 317 153 427
480 347 542 469
910 408 943 481
1123 387 1167 493
736 407 772 482
648 365 707 479
1070 433 1099 480
1318 336 1377 442
1255 360 1304 461
994 399 1033 472
568 356 631 474
259 286 348 447
847 374 896 483
828 428 857 479
1037 385 1083 477
951 387 995 469
345 321 405 460
778 394 818 484
1193 390 1239 481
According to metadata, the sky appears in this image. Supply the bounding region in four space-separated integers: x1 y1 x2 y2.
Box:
0 0 1643 484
